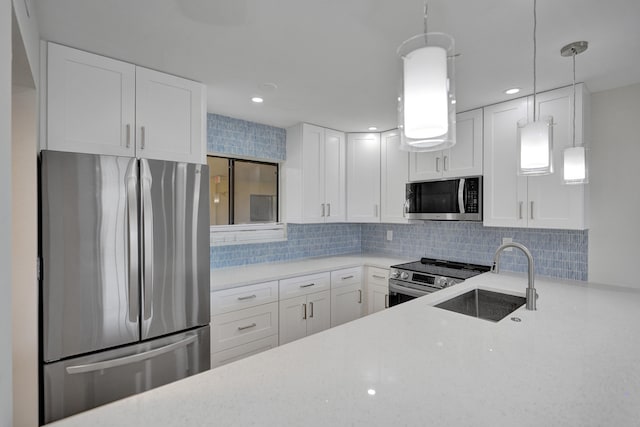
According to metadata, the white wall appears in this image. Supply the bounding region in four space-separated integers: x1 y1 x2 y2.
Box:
588 83 640 287
1 0 14 426
12 84 38 427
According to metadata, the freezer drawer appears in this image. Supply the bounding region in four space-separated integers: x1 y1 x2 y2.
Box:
43 326 210 424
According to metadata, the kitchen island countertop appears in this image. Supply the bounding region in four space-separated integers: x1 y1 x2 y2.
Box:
47 271 640 426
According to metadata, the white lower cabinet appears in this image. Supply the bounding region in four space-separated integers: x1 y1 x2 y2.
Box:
279 272 331 345
330 267 364 327
366 267 389 314
210 281 279 368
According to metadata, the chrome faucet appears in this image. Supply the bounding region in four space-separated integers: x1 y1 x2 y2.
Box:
491 242 537 310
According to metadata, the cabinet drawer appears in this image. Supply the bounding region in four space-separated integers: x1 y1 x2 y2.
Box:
211 302 278 352
279 272 330 299
211 281 279 315
331 267 362 288
367 267 389 287
211 335 279 369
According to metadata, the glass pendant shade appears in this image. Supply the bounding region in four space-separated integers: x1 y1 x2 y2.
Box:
397 32 456 152
517 116 553 175
563 146 588 184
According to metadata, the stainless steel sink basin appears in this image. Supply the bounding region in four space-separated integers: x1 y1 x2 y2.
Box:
434 289 526 322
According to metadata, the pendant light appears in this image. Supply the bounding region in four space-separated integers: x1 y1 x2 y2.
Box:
517 0 553 175
561 41 588 184
397 2 456 152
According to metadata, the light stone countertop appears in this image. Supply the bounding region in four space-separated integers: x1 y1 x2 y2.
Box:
47 271 640 427
210 253 411 291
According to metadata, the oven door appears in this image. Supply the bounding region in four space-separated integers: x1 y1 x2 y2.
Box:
388 280 434 307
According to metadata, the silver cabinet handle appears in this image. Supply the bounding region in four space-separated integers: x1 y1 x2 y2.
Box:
385 294 389 309
125 159 139 322
519 201 524 220
327 203 331 217
372 274 385 280
358 289 362 304
530 201 534 220
237 294 257 301
374 204 379 217
300 283 315 288
341 275 354 280
237 323 257 331
140 126 146 149
436 157 440 172
66 335 197 374
321 203 325 217
303 303 307 320
309 302 314 318
443 155 448 171
126 124 131 148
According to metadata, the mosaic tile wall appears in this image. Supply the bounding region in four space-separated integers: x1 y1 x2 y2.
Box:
210 223 362 268
206 113 588 280
361 222 588 281
207 113 286 161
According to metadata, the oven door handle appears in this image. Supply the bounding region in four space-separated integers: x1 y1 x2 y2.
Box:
389 281 431 298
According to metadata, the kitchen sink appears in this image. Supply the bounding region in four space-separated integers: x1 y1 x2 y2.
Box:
434 288 526 322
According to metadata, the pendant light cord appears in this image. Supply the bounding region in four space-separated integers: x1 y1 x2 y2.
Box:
572 50 577 148
423 1 428 43
532 0 537 121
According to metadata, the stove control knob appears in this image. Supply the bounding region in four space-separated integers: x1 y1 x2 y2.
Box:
389 269 399 279
400 272 409 280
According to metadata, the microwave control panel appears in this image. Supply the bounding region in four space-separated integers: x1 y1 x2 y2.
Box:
465 179 480 213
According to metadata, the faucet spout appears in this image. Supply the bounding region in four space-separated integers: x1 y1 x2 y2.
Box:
492 242 537 310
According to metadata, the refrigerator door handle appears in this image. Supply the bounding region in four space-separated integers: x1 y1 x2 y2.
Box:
126 160 139 323
65 335 198 375
140 159 154 321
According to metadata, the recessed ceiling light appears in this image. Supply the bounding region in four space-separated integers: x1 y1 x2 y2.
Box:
251 97 264 103
368 127 378 131
504 88 520 95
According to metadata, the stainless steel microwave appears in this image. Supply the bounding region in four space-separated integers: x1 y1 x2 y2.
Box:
405 176 482 221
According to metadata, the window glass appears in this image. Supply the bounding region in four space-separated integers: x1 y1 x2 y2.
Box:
207 156 278 225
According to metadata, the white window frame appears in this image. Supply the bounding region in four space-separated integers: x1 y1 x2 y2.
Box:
210 223 287 246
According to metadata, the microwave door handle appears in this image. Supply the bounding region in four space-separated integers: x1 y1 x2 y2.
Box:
458 178 466 214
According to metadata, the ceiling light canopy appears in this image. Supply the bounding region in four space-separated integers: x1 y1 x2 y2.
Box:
505 88 521 95
397 3 456 152
517 0 553 176
251 97 264 103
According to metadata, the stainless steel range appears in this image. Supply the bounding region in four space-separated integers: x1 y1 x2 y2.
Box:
388 258 491 307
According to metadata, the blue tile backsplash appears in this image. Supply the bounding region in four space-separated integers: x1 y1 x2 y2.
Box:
207 113 588 281
210 224 362 268
207 113 285 161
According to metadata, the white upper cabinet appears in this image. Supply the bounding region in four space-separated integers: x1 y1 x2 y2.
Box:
135 67 205 163
346 133 381 223
45 43 205 163
483 85 589 230
380 130 409 224
284 123 346 223
409 109 483 182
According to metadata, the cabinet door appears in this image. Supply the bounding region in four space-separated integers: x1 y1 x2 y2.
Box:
278 295 308 345
444 109 483 177
346 133 381 223
527 86 587 230
47 43 136 156
408 150 442 182
306 291 331 337
330 283 363 327
135 67 205 164
381 130 409 223
301 124 325 222
483 98 529 227
324 129 346 222
368 284 389 315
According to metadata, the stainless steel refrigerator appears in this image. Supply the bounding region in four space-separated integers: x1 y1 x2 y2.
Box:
39 150 211 424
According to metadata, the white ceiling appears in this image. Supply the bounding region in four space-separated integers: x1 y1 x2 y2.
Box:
35 0 640 132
